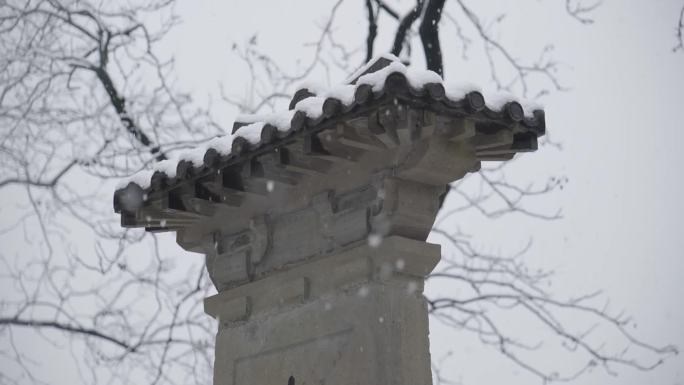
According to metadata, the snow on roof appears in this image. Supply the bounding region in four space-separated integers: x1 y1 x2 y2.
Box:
235 111 295 132
356 61 442 91
116 55 544 191
344 53 401 83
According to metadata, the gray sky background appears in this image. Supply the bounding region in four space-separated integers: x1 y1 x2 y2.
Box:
2 0 683 384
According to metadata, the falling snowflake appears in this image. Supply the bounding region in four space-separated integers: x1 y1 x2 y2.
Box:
367 233 383 248
395 258 405 270
407 281 418 294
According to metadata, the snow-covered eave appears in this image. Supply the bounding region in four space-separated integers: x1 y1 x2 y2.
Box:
114 56 545 211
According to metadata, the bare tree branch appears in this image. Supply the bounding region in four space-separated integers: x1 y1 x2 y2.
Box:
565 0 602 24
365 0 378 62
427 227 678 383
453 0 566 96
0 1 218 383
0 159 77 188
0 318 134 351
391 0 424 58
1 1 168 160
374 0 400 20
92 66 167 160
675 3 684 52
419 0 446 75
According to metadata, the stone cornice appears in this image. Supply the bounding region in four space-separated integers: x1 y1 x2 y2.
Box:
112 57 544 291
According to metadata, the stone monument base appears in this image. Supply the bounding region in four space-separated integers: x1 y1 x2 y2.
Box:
204 236 440 385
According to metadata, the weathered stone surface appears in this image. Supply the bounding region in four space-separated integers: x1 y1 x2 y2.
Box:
205 236 439 385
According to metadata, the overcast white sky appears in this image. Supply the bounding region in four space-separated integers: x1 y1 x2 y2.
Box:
162 0 684 384
427 0 684 381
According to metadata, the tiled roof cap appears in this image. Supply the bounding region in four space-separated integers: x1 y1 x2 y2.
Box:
113 55 545 229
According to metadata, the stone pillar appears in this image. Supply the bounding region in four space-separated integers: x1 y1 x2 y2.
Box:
113 57 544 385
204 236 439 385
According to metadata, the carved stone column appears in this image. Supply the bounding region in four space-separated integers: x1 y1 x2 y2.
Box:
113 56 544 385
205 236 439 385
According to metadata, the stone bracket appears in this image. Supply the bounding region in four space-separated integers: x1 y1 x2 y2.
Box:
204 174 447 291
